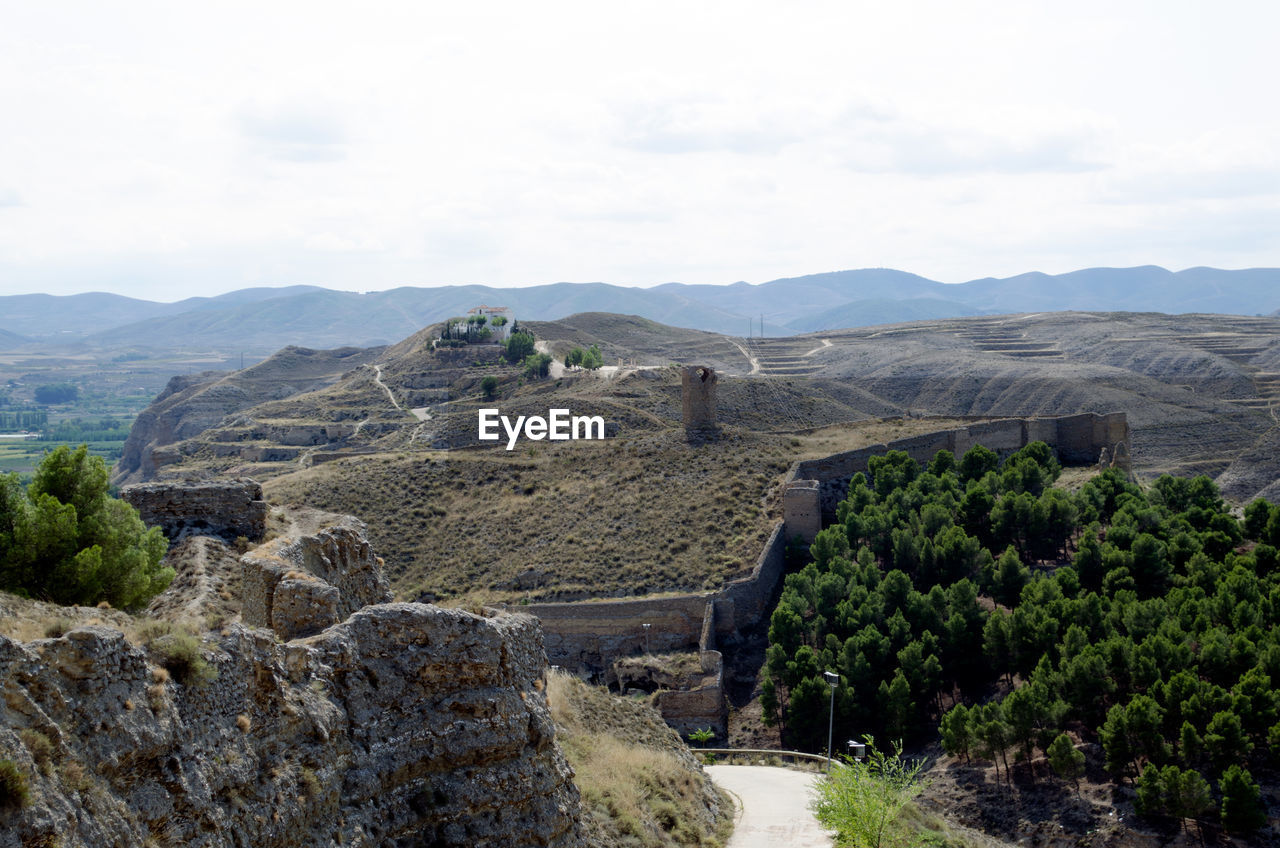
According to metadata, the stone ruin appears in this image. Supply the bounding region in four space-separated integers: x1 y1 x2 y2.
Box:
782 479 822 544
241 516 393 640
1099 440 1134 477
681 365 718 436
121 478 267 541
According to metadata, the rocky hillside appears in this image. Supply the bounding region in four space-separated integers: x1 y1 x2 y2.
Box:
113 344 383 485
0 506 584 848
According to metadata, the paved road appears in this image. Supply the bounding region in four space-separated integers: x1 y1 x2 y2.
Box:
706 765 834 848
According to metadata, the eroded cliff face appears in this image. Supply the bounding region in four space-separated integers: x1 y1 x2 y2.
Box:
0 604 582 848
0 499 583 848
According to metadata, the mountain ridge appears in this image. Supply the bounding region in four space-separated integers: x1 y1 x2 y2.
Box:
5 266 1280 351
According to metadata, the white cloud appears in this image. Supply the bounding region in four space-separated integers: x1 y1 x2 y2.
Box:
0 1 1278 297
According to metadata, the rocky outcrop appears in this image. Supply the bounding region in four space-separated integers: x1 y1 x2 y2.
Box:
0 604 583 848
112 345 383 486
121 479 268 541
241 516 392 640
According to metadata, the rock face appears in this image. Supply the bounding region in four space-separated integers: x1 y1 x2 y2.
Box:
121 479 268 541
111 345 384 486
0 605 583 848
241 516 393 640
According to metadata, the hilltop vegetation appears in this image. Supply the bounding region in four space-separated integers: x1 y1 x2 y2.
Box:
763 443 1277 836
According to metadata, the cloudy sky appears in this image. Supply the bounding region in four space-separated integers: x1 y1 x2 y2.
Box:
1 1 1277 299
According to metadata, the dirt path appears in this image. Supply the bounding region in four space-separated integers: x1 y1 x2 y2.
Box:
534 341 567 378
731 339 762 375
144 535 240 624
705 765 832 848
366 363 404 412
802 339 832 357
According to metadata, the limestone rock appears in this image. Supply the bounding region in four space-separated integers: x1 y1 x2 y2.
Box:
0 605 584 848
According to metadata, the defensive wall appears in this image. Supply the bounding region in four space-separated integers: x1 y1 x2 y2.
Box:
121 478 268 541
787 411 1130 521
528 411 1129 672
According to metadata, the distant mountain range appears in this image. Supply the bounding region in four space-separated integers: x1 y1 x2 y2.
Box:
1 266 1278 352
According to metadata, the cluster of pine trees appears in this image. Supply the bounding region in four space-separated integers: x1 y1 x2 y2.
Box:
761 442 1276 833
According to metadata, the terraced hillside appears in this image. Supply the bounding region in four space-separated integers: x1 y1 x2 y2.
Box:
119 310 1280 601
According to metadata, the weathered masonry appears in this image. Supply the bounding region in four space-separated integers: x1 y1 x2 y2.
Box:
531 412 1131 666
783 411 1131 533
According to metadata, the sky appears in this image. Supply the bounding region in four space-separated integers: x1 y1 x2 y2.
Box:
1 1 1278 300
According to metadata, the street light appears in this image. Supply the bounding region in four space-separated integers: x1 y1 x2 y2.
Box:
642 623 651 655
823 670 839 772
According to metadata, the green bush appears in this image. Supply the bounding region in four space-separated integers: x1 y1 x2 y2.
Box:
812 738 926 848
0 445 171 609
0 759 29 810
151 632 217 688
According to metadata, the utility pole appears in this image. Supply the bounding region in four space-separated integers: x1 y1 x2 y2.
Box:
824 670 839 772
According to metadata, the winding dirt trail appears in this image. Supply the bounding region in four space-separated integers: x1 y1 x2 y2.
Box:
366 363 404 412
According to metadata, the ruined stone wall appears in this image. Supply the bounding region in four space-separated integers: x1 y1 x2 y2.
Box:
792 412 1130 516
0 605 583 848
653 650 727 738
527 594 719 671
241 516 393 640
681 365 718 433
782 480 822 544
121 479 268 541
529 520 791 674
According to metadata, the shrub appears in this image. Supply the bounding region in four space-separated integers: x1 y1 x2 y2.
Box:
812 737 926 848
503 331 536 363
150 633 217 687
19 729 54 775
0 759 29 810
480 375 499 400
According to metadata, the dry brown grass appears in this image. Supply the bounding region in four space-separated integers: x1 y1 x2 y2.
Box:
267 427 800 603
547 671 733 848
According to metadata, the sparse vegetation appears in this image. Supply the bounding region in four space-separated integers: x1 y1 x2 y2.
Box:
811 738 926 848
548 670 732 848
0 759 29 810
145 629 216 688
19 729 55 775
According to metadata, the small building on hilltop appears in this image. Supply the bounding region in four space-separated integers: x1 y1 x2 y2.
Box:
467 305 513 340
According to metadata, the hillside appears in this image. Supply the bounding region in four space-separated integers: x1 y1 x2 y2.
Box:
5 266 1280 351
114 309 1280 606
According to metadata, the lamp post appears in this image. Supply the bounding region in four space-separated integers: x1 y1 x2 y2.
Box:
642 623 651 655
823 670 839 772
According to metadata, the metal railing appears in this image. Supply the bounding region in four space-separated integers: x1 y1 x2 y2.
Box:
696 748 836 769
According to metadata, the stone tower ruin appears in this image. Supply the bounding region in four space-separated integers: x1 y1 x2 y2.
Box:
681 365 718 436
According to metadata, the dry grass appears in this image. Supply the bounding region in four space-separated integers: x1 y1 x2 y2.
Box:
267 427 798 603
547 671 733 848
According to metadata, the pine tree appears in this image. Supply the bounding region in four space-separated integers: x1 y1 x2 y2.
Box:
1047 733 1085 791
1219 765 1266 834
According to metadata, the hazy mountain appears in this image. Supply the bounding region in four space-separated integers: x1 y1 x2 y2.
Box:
784 297 986 333
4 266 1279 351
0 327 28 346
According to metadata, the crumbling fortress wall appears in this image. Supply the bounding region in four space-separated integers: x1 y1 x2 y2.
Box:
0 509 583 848
792 411 1130 517
122 478 268 541
530 411 1130 675
241 516 393 640
681 365 719 435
